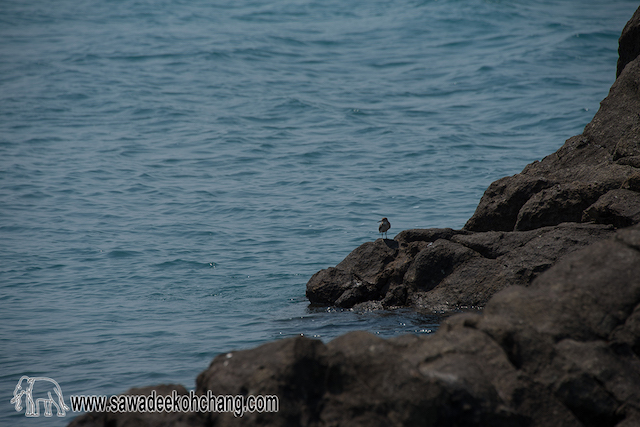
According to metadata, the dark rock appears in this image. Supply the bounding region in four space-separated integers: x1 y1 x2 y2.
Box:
68 7 640 427
464 175 555 232
403 239 480 292
617 155 640 168
394 228 464 244
514 182 609 231
465 12 640 233
73 225 640 426
582 188 640 228
306 223 615 311
380 282 409 308
622 171 640 191
195 337 327 426
618 5 640 78
336 239 399 283
306 267 359 307
472 224 640 426
306 239 401 308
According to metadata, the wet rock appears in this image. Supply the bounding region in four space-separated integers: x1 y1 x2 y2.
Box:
306 239 401 308
306 267 364 308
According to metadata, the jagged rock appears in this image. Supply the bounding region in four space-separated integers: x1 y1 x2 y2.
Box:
306 223 614 311
618 5 640 78
462 175 556 232
71 224 640 427
308 35 640 309
465 46 640 233
224 224 640 426
306 239 402 308
582 188 640 228
514 182 609 231
67 7 640 427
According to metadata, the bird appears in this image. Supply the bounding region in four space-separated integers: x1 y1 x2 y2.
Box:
378 217 391 239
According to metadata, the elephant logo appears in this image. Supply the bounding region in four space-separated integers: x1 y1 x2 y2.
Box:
10 376 69 417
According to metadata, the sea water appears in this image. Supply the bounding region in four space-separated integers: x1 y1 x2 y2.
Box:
1 0 638 425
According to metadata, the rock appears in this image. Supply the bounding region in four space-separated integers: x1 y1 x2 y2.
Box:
68 7 640 427
618 5 640 78
582 188 640 228
465 29 640 232
395 228 463 244
471 224 640 426
306 267 363 308
307 32 640 306
306 223 615 311
195 337 327 426
513 182 608 231
221 224 640 426
622 171 640 191
463 175 555 232
72 225 640 426
403 238 480 292
187 329 536 427
306 239 402 308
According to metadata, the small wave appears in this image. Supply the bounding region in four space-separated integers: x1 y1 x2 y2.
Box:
107 250 142 258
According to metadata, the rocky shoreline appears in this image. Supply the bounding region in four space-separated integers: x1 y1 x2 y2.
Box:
306 223 617 311
306 4 640 311
69 6 640 427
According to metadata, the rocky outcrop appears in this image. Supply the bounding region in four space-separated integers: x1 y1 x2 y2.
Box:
618 5 640 78
306 223 615 310
467 3 640 234
68 7 640 427
305 6 640 310
69 224 640 426
466 20 640 233
464 74 640 232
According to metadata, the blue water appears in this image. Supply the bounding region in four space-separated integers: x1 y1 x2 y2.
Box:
1 0 638 425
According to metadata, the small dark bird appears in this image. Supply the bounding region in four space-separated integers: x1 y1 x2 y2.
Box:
378 217 391 239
